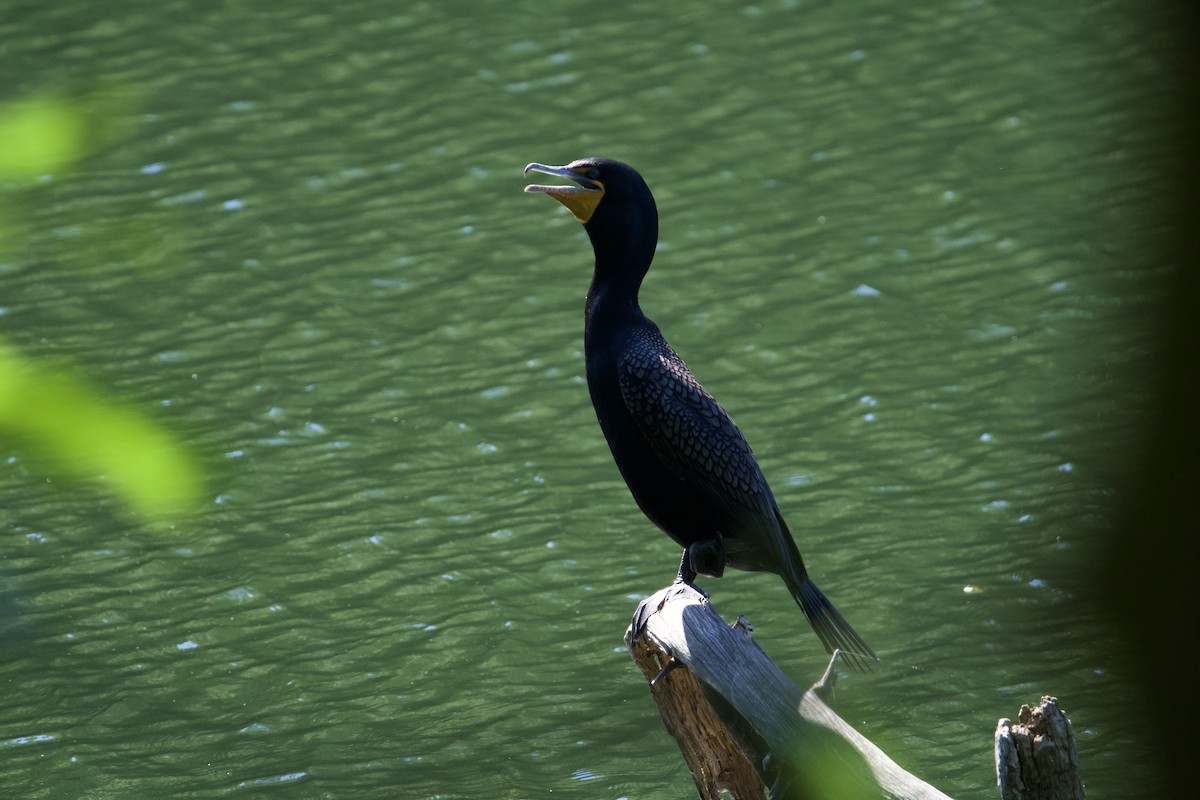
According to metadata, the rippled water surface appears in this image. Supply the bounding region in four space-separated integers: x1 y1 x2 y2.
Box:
1 2 1187 798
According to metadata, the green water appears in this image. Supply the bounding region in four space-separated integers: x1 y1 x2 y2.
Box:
1 2 1185 798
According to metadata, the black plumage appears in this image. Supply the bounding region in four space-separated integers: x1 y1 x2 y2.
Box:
524 157 876 669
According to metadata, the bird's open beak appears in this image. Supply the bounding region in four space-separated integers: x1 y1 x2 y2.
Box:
523 163 604 223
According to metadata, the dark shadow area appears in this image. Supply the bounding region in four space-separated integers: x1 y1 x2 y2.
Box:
1100 4 1200 799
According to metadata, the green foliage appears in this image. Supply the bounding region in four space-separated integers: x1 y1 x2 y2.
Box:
0 85 137 183
1 91 203 526
0 343 203 523
0 96 88 180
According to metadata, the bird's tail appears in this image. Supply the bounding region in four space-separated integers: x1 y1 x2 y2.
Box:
788 574 878 673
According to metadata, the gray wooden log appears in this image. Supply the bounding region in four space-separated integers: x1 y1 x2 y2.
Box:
628 623 767 800
995 697 1085 800
626 583 955 800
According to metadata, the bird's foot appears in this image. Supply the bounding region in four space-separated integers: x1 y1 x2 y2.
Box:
672 574 709 600
629 585 683 645
628 581 711 646
684 536 726 579
673 549 709 599
675 549 697 585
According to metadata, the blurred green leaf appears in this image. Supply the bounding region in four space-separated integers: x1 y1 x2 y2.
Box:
0 340 203 524
0 96 88 180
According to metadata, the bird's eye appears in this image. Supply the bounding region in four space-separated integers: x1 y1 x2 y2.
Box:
586 167 601 180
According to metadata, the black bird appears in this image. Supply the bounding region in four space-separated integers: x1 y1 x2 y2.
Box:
524 158 876 669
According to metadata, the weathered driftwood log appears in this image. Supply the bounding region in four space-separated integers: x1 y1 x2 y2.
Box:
625 582 954 800
995 697 1085 800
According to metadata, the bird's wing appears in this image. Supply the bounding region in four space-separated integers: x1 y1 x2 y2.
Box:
617 330 775 521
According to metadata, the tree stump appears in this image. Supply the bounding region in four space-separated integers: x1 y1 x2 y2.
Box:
626 582 954 799
995 696 1085 800
628 627 767 800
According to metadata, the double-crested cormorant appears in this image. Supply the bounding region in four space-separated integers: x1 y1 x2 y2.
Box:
524 157 876 669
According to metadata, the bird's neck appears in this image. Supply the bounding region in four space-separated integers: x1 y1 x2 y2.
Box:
586 264 641 317
583 209 657 319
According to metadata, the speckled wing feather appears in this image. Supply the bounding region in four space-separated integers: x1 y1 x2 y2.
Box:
617 326 776 522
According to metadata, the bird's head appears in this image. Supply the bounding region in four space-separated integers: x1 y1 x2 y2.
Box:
524 158 659 279
523 158 654 226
